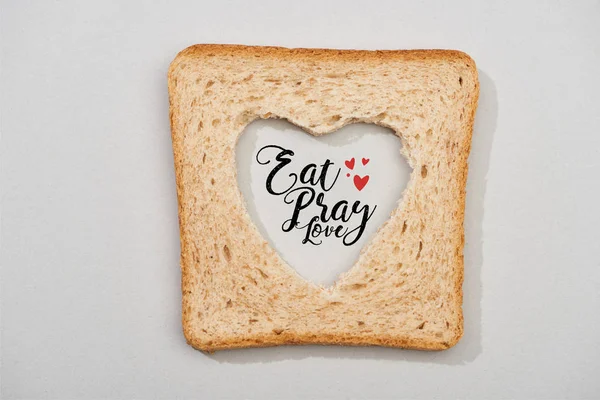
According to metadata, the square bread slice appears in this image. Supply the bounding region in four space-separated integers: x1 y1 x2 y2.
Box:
168 44 479 352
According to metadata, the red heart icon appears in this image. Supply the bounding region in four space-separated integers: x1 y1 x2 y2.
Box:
353 175 369 191
345 158 355 170
362 158 370 166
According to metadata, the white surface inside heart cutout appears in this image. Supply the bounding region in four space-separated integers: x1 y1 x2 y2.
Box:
237 119 411 286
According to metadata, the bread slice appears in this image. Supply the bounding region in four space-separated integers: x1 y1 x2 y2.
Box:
168 44 479 352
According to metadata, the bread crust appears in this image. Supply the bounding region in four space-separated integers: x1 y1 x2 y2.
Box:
168 44 479 352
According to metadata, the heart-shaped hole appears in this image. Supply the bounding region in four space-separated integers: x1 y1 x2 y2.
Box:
237 119 411 286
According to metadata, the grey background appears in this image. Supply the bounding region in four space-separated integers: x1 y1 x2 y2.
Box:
1 0 599 399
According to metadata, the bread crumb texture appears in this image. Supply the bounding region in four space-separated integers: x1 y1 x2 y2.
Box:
168 44 479 352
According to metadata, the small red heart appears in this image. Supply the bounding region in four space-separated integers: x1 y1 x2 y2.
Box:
353 175 370 191
345 158 355 170
362 158 370 166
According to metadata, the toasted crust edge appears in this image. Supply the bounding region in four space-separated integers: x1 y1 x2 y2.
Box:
169 43 477 74
184 328 463 353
